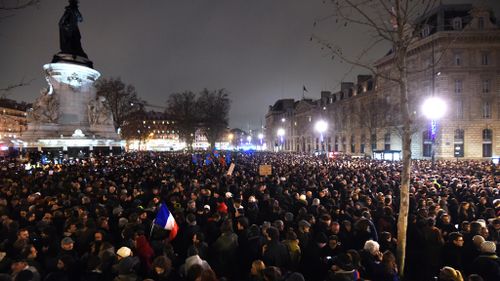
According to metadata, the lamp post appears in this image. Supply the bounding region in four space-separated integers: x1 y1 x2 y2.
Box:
277 128 285 151
246 135 252 144
422 97 447 169
315 120 328 154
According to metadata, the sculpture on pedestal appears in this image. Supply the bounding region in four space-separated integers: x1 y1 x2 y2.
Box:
52 0 93 68
59 0 87 58
88 96 114 126
27 88 60 123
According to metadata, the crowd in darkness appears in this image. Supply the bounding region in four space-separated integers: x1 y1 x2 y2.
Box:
0 152 499 281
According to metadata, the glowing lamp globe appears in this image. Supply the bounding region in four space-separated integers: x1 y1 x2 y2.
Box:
422 97 447 120
315 120 328 133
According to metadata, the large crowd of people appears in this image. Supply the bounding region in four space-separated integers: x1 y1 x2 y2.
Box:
0 151 498 281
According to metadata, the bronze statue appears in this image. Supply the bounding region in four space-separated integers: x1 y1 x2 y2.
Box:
59 0 87 58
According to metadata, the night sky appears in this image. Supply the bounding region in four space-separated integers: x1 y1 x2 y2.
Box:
1 0 499 129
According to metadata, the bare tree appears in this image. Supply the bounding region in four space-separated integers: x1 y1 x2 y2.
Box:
197 88 231 149
166 91 198 150
95 77 144 130
1 0 40 92
313 0 440 277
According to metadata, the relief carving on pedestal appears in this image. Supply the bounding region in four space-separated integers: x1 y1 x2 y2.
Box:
88 96 113 126
27 87 60 123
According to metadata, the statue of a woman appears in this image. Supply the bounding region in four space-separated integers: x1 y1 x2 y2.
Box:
59 0 87 58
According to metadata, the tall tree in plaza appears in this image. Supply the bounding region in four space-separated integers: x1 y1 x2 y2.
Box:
197 88 231 149
95 77 144 131
313 0 440 277
166 91 199 150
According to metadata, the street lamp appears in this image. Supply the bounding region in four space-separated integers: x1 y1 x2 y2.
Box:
246 135 252 144
277 128 285 151
422 96 447 169
315 120 328 153
258 133 264 150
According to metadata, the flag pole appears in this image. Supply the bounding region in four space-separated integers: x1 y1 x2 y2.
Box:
149 218 156 238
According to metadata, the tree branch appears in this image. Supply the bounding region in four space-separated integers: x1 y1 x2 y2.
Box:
0 0 40 10
0 78 35 96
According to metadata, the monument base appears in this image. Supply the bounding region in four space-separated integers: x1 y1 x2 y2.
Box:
18 133 124 160
52 53 93 68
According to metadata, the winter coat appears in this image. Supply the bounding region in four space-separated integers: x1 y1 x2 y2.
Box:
262 240 290 269
470 254 500 281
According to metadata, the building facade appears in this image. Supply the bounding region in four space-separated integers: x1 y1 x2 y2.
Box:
0 99 29 140
265 4 500 160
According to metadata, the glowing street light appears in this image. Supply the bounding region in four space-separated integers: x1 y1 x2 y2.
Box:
422 97 447 120
257 133 264 150
315 120 328 139
422 96 447 169
315 120 328 153
246 135 252 143
277 128 285 151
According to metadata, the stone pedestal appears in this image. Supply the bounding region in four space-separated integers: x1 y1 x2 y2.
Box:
22 62 122 153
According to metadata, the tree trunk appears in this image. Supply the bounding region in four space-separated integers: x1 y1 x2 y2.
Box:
396 48 412 278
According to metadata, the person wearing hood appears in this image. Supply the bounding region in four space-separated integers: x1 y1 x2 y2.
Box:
470 241 500 281
179 250 211 278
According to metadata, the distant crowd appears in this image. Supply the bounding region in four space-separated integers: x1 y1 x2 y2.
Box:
0 152 498 281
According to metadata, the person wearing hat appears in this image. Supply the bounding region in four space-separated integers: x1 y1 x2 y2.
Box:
113 246 140 279
470 241 500 281
297 220 311 249
55 236 79 275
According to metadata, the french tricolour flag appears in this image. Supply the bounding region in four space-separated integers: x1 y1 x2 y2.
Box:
154 203 178 240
